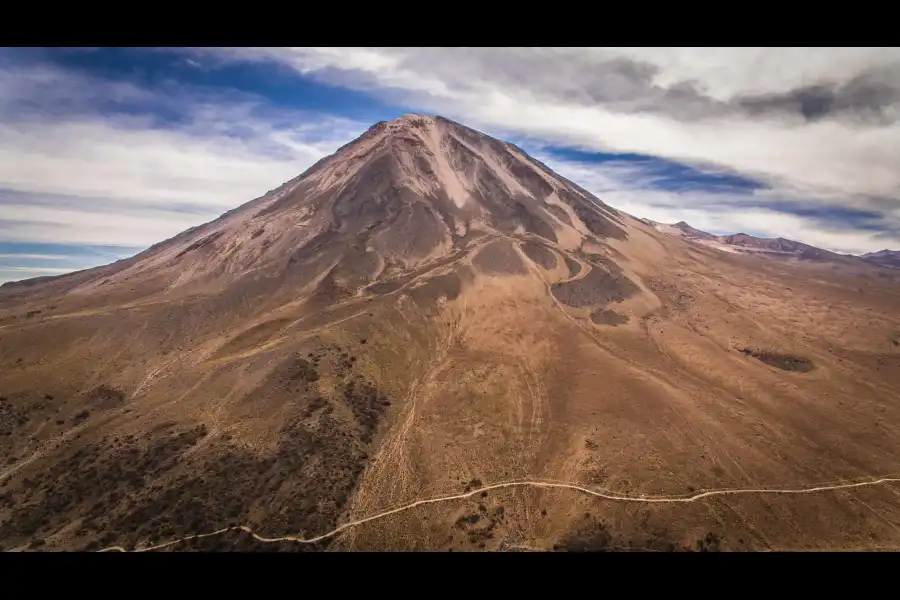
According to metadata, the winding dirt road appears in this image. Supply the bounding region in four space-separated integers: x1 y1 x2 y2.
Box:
97 473 900 552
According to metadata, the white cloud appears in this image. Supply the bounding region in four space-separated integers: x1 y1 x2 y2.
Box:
0 57 370 250
0 119 321 208
0 202 205 247
1 266 75 273
201 47 900 252
535 153 892 256
0 265 79 284
603 47 899 99
0 253 72 260
0 61 156 113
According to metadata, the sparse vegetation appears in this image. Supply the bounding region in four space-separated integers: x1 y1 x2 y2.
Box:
0 425 208 548
342 379 390 443
174 231 225 259
463 478 483 492
85 385 126 410
290 359 319 383
408 272 463 308
552 265 639 309
0 340 399 552
561 189 627 240
554 517 725 552
738 348 815 372
452 503 504 548
520 242 557 270
473 240 527 275
590 309 629 326
695 532 721 552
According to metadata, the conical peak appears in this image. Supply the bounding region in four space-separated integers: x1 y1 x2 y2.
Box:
368 113 436 130
63 112 630 296
392 112 433 123
386 113 438 134
358 114 497 154
358 113 439 145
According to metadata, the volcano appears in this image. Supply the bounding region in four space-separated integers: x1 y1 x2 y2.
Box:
2 114 632 304
2 114 900 552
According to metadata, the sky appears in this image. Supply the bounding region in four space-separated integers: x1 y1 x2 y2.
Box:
1 47 899 283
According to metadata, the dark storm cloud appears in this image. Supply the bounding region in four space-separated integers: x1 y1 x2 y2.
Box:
389 49 900 124
393 49 720 120
734 65 900 123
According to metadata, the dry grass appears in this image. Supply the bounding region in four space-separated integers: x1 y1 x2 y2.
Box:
4 226 898 552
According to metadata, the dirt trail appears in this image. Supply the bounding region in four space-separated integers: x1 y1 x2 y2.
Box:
0 411 126 483
97 473 900 552
349 301 469 522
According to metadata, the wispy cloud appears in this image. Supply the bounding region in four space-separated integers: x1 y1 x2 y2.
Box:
535 152 892 255
0 253 73 260
200 47 900 254
1 266 76 274
0 60 368 210
0 49 373 281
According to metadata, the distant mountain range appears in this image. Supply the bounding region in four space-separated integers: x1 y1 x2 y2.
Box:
642 219 900 269
861 249 900 269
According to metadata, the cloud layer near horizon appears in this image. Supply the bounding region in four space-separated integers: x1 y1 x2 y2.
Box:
1 47 899 282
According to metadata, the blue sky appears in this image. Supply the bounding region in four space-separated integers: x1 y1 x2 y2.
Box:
1 47 898 282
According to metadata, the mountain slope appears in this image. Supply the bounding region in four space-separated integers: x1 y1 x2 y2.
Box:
644 219 900 275
862 250 900 269
3 115 900 552
648 220 718 241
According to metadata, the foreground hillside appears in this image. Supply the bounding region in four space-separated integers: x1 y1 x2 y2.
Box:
2 115 900 552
